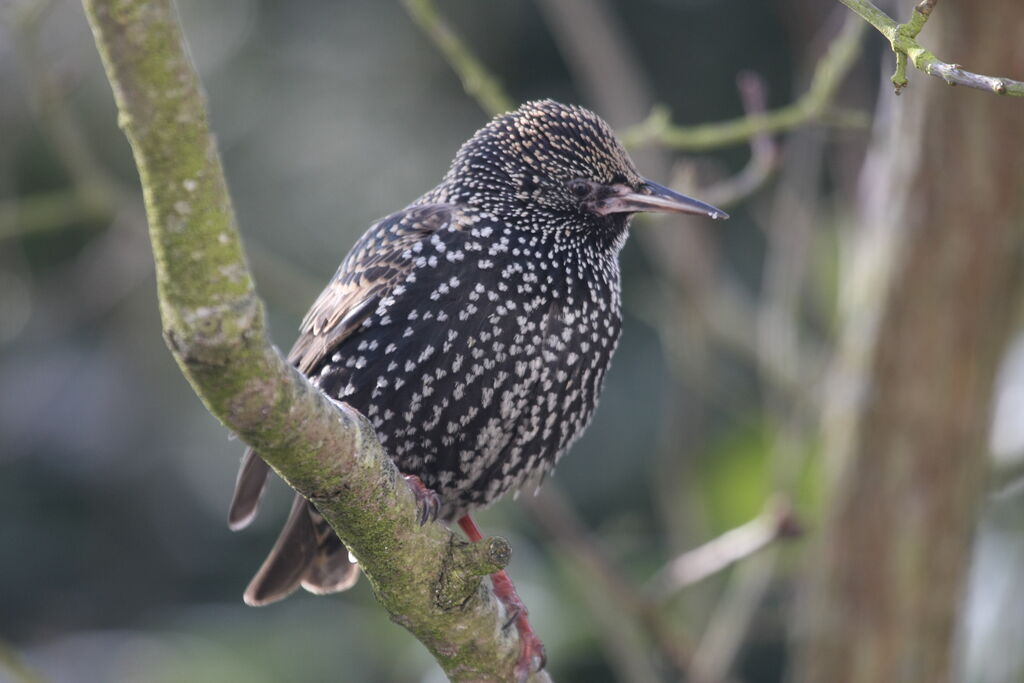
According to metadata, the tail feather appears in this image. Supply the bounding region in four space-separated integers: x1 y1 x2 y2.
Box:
301 507 359 594
243 494 317 606
228 448 271 531
242 493 360 606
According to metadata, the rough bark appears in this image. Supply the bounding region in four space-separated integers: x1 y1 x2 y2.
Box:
796 4 1024 682
80 0 545 679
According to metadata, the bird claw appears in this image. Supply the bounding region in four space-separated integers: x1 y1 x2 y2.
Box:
402 473 441 525
491 569 547 680
513 627 546 682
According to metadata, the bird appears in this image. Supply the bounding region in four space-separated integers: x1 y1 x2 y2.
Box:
228 99 726 676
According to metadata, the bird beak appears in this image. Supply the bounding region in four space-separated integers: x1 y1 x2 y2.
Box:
593 179 729 220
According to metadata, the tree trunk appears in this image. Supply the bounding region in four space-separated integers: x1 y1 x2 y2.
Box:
795 5 1024 683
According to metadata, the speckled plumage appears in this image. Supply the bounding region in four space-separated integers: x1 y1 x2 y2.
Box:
229 100 726 605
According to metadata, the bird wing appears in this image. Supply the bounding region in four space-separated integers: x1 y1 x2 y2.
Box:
287 203 456 374
229 203 457 603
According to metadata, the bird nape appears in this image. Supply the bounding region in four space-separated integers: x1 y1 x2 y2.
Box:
227 99 727 677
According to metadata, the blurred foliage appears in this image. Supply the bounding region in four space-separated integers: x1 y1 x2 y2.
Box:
698 419 823 532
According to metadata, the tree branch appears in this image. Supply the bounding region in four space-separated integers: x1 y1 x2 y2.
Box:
620 14 868 150
80 1 545 680
648 496 802 600
837 0 1024 95
401 0 512 117
403 0 868 153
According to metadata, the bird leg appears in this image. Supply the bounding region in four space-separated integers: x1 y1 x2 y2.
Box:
458 515 546 680
402 474 442 525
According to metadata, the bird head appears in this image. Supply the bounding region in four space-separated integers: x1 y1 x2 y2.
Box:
443 100 726 247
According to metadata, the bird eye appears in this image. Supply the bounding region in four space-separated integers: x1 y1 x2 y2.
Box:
567 179 591 198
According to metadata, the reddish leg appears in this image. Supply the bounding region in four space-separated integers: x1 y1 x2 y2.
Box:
459 515 546 680
403 474 442 525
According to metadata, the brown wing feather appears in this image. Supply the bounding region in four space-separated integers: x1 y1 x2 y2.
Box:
230 203 457 604
288 204 455 374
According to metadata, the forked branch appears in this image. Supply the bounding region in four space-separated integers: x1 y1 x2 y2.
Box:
837 0 1024 95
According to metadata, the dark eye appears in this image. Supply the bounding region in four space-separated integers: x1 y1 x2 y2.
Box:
567 179 591 198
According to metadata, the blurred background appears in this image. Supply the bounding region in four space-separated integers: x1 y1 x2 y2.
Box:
2 1 1023 681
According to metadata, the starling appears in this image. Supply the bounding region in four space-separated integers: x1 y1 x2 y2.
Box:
229 99 726 674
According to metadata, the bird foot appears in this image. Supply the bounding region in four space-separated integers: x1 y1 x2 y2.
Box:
458 515 546 680
402 474 442 525
491 569 547 681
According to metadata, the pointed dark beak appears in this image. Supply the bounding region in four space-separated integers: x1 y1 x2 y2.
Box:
593 179 728 221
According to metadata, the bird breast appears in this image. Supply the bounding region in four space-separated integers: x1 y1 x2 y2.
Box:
314 219 623 518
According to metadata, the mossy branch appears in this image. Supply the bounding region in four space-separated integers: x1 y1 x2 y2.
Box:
80 0 543 680
837 0 1024 95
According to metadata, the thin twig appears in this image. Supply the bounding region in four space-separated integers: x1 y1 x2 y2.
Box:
695 71 780 209
403 0 869 153
620 14 868 150
648 496 802 599
401 0 512 117
690 548 780 681
836 0 1024 95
